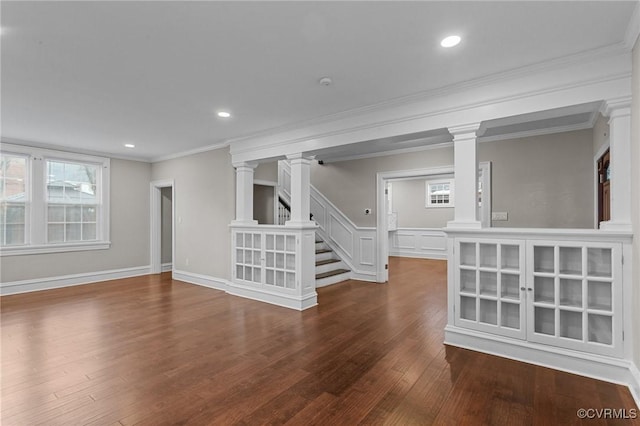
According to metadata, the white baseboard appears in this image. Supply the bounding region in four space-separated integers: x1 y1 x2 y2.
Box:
0 265 151 296
226 283 317 311
172 269 228 291
161 262 173 272
172 269 317 311
445 325 639 403
351 269 378 282
389 250 447 260
630 362 640 409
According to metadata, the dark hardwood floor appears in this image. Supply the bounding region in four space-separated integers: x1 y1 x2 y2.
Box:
1 257 638 425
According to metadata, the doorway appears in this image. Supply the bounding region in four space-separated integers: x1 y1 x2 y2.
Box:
376 163 491 283
151 180 175 274
596 148 610 227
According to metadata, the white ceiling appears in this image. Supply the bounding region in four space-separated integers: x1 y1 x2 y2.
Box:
1 1 637 162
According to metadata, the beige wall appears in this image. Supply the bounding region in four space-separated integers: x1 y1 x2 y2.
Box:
0 159 152 282
390 178 454 228
479 129 594 229
151 147 235 279
631 38 640 368
254 184 275 225
311 147 454 227
311 129 594 229
254 160 278 183
161 187 173 264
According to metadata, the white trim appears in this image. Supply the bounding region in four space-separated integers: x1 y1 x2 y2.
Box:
229 45 630 158
226 281 318 311
445 325 639 395
0 241 111 256
172 269 319 310
477 121 595 144
388 228 447 260
161 262 172 272
150 180 175 274
150 141 230 163
630 362 640 409
0 142 111 253
172 269 228 291
0 265 150 296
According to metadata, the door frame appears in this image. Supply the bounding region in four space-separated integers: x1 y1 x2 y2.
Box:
593 142 610 229
150 179 175 274
375 162 491 283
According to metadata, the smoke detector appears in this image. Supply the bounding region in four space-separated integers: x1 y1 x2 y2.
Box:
318 77 332 86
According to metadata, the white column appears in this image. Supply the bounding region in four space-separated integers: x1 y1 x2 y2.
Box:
447 123 482 229
600 98 632 232
286 153 315 226
232 162 258 225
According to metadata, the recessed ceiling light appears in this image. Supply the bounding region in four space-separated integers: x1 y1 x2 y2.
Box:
441 35 461 48
124 143 135 148
217 111 231 118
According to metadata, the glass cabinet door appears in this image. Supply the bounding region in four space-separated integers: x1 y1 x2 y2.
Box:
455 239 526 340
526 241 622 357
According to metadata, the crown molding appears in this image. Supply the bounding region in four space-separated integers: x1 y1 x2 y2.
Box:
150 140 230 163
228 42 630 153
319 142 455 164
477 122 594 144
0 137 151 163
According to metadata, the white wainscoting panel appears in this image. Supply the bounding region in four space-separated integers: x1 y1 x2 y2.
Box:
389 228 447 260
329 213 354 255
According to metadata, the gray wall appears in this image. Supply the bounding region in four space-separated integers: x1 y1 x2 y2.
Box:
254 184 275 225
254 161 278 183
0 158 152 282
631 38 640 369
479 129 594 229
311 148 454 227
311 129 594 229
390 178 454 228
151 147 235 280
161 187 173 264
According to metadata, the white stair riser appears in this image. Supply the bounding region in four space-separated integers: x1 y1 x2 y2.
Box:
315 261 345 275
315 251 334 262
316 271 351 288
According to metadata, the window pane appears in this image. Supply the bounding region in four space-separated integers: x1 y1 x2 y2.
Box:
48 224 64 243
6 224 25 245
82 206 97 222
66 205 81 222
48 205 65 222
65 223 81 241
6 204 25 224
82 223 96 240
1 154 27 200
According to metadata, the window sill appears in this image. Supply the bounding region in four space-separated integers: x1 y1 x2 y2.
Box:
0 241 112 256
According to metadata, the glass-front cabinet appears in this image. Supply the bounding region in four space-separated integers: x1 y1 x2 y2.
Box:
454 238 623 358
455 239 526 339
527 241 621 357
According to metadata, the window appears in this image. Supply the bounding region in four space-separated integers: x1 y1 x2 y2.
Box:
426 179 454 208
0 144 110 255
0 153 29 246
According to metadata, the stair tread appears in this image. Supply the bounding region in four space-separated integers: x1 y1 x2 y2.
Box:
316 269 350 280
316 258 341 266
316 248 332 254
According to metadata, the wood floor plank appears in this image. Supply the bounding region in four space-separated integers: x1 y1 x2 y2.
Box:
1 259 638 425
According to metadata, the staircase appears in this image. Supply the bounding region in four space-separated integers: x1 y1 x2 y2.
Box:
315 236 350 287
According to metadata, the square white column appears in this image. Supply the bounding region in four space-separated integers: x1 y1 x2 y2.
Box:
286 154 315 226
232 162 258 225
447 123 482 229
600 98 632 232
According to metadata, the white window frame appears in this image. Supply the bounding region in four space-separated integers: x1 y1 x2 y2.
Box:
425 179 454 208
0 143 110 256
